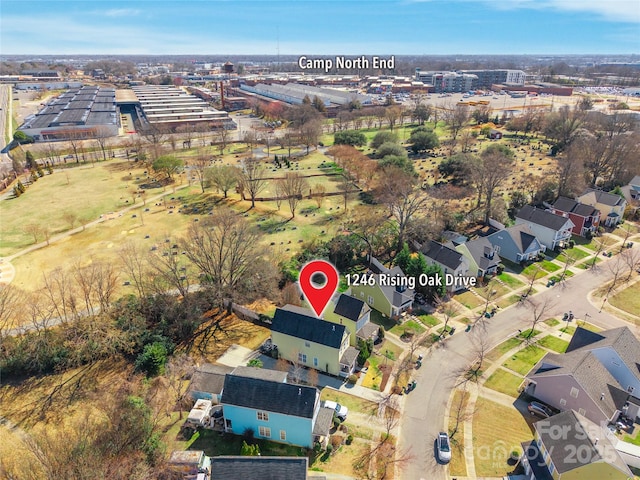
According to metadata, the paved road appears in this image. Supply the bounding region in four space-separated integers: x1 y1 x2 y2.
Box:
398 257 636 480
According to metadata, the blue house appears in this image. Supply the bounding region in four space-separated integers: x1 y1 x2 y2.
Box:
220 373 333 448
486 224 546 263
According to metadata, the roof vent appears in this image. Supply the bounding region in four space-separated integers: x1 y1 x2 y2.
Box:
600 393 605 401
332 325 335 331
298 388 302 396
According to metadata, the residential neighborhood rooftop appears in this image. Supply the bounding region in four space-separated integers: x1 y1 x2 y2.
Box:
273 307 347 349
221 374 318 419
209 455 309 480
516 204 575 231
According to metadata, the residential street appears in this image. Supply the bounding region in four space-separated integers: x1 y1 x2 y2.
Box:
398 255 637 480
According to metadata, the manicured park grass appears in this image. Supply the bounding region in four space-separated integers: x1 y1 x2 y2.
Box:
472 397 533 477
537 335 569 353
487 337 524 362
609 281 640 318
502 345 546 376
483 368 524 397
497 272 524 289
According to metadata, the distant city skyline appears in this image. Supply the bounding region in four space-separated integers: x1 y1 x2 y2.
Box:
1 0 639 56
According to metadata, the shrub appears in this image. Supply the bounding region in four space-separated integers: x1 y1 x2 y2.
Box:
346 434 354 445
135 341 168 376
347 374 358 385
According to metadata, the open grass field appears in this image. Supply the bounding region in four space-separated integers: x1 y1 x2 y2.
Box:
486 337 524 362
609 281 640 319
472 397 533 477
0 160 152 256
502 345 546 376
537 335 569 353
483 368 523 397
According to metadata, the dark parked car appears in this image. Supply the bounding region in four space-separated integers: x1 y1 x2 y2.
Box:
528 401 553 418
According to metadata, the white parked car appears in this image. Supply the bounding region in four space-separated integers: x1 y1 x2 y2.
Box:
323 400 348 421
437 432 452 463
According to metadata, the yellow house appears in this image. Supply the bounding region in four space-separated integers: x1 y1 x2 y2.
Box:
577 189 627 227
323 294 376 347
271 306 359 378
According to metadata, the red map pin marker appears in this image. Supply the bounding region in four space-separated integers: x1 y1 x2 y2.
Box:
299 260 339 318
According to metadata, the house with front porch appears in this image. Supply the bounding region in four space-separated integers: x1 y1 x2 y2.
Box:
323 293 377 346
515 205 574 251
550 196 600 237
454 237 501 278
271 306 358 378
421 240 470 293
486 224 545 264
576 189 626 227
350 257 415 317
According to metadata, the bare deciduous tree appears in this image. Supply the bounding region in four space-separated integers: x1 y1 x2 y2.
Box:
277 172 309 218
237 157 268 208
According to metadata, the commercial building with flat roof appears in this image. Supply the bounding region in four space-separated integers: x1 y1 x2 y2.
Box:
131 85 236 130
239 82 371 106
17 85 119 141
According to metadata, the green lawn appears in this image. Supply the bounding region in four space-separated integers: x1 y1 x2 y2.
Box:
544 318 560 327
497 272 525 289
190 429 307 458
369 309 397 331
320 389 378 416
563 247 591 261
473 397 533 477
419 314 440 327
560 326 576 335
517 329 541 339
483 368 524 397
502 345 546 376
537 335 569 353
497 294 525 309
539 260 561 273
609 281 640 319
389 318 426 336
581 236 616 252
454 290 484 309
502 259 524 274
487 337 524 362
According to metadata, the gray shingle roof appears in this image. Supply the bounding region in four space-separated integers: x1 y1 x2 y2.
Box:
505 224 538 253
463 237 501 271
529 350 627 418
210 456 308 480
231 366 288 383
581 188 626 207
272 307 346 349
221 374 318 418
553 196 599 218
534 410 632 476
312 407 335 437
422 240 465 270
188 364 234 396
516 205 574 231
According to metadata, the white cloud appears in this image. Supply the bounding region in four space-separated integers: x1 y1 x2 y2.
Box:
103 8 142 17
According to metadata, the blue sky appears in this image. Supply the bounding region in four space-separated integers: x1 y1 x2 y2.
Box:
1 0 638 55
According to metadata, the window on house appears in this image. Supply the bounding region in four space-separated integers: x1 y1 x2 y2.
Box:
367 296 374 305
360 291 364 298
298 353 307 363
280 430 286 441
559 398 566 406
313 357 318 367
259 426 271 438
570 387 579 398
304 341 310 348
578 408 586 416
257 411 269 421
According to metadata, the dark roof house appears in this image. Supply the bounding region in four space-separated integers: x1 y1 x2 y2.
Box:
210 456 309 480
272 307 347 349
221 375 318 418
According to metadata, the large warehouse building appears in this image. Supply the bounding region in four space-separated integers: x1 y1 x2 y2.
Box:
131 85 236 130
239 82 371 107
18 86 119 141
